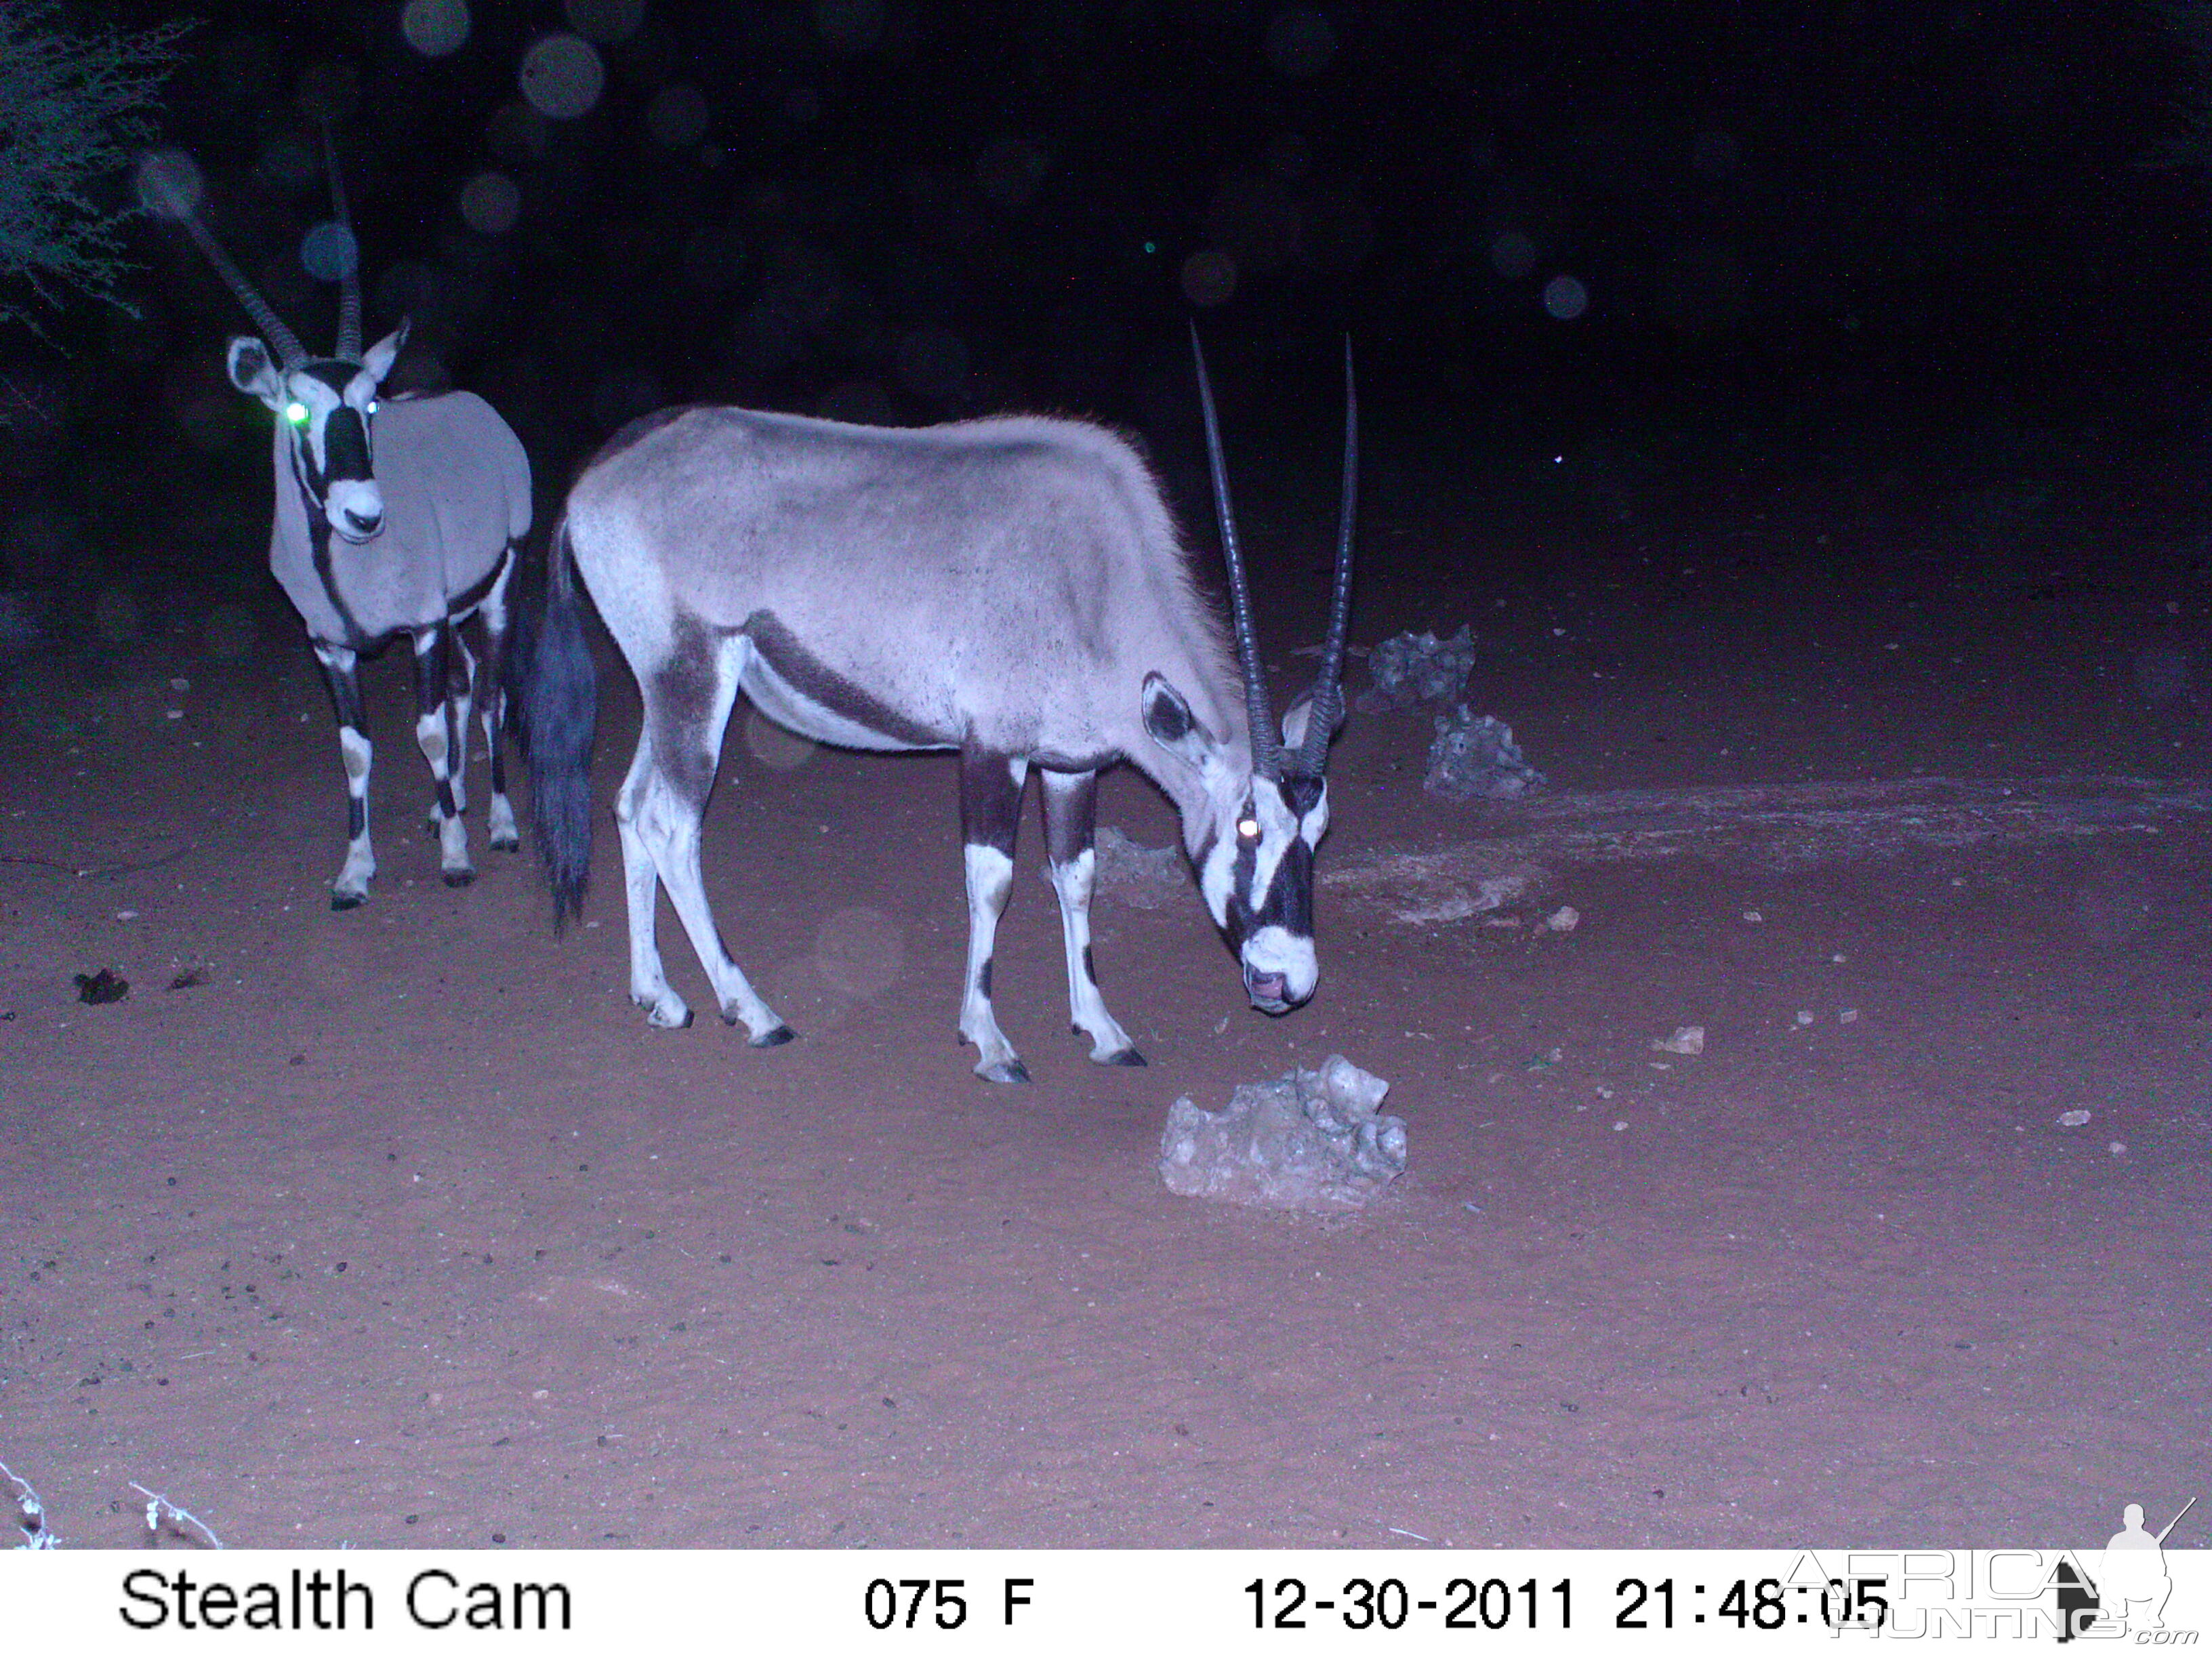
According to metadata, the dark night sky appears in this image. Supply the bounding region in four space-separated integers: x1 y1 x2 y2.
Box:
16 0 2212 558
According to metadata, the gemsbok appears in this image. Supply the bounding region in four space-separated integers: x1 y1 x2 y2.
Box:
166 134 531 907
523 335 1354 1081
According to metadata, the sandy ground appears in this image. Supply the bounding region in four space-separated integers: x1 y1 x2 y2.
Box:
1 469 2207 1551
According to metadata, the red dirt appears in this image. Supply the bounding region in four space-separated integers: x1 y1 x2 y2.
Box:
2 485 2207 1550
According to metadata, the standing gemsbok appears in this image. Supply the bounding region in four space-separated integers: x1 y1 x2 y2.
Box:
523 335 1354 1082
165 135 531 907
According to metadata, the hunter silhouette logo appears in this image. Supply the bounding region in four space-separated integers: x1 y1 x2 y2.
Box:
2056 1496 2196 1641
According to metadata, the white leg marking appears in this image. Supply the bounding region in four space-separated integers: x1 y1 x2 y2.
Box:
614 731 688 1027
333 726 375 904
480 554 520 851
413 706 473 882
628 653 790 1044
1046 848 1139 1063
448 632 476 817
636 771 788 1042
487 787 519 851
958 843 1023 1081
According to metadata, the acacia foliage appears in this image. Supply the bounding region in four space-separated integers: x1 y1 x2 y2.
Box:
0 2 188 329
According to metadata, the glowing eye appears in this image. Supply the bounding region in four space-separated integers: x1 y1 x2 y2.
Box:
366 399 378 415
1236 817 1261 840
285 401 309 425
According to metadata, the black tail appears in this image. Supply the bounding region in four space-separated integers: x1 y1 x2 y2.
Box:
521 516 596 928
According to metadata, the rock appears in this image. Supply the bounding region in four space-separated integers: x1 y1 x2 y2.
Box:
73 968 129 1005
1160 1054 1407 1212
1366 626 1477 708
1426 708 1545 801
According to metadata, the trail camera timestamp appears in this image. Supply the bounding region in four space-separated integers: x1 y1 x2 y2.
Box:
1245 1573 1896 1633
1246 1575 1574 1632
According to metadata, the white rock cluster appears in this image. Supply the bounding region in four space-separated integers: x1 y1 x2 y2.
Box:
1160 1054 1407 1212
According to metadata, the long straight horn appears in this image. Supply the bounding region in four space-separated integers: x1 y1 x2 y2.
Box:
1297 335 1357 778
1190 325 1278 779
171 206 307 369
321 123 361 359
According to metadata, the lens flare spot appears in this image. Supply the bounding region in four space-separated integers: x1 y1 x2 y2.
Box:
813 906 905 1000
458 169 521 235
299 220 359 283
1181 247 1237 308
401 0 471 57
1488 228 1536 281
134 149 204 220
1542 274 1589 320
520 33 606 121
743 709 815 771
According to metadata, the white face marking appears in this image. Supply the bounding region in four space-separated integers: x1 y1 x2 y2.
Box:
1243 785 1298 902
324 478 386 540
284 369 387 540
1199 777 1330 928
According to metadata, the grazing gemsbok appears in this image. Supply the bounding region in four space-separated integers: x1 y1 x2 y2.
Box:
523 335 1355 1082
169 136 531 907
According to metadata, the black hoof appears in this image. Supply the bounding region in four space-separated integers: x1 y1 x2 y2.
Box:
489 834 520 853
1103 1047 1148 1067
678 1008 695 1029
331 893 365 912
443 869 475 888
979 1058 1031 1085
751 1023 797 1048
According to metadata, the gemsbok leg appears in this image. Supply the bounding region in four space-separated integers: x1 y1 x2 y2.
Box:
476 555 520 851
411 622 473 886
616 648 793 1046
958 745 1030 1083
313 641 375 909
445 628 476 819
1039 768 1145 1067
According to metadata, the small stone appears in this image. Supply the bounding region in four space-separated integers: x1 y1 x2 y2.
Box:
73 968 129 1004
1742 910 1763 923
2057 1109 2091 1128
1653 1025 1704 1056
1794 1009 1816 1027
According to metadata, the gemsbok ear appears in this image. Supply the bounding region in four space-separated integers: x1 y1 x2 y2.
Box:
1279 688 1345 752
1142 672 1214 771
362 317 411 383
226 336 283 405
